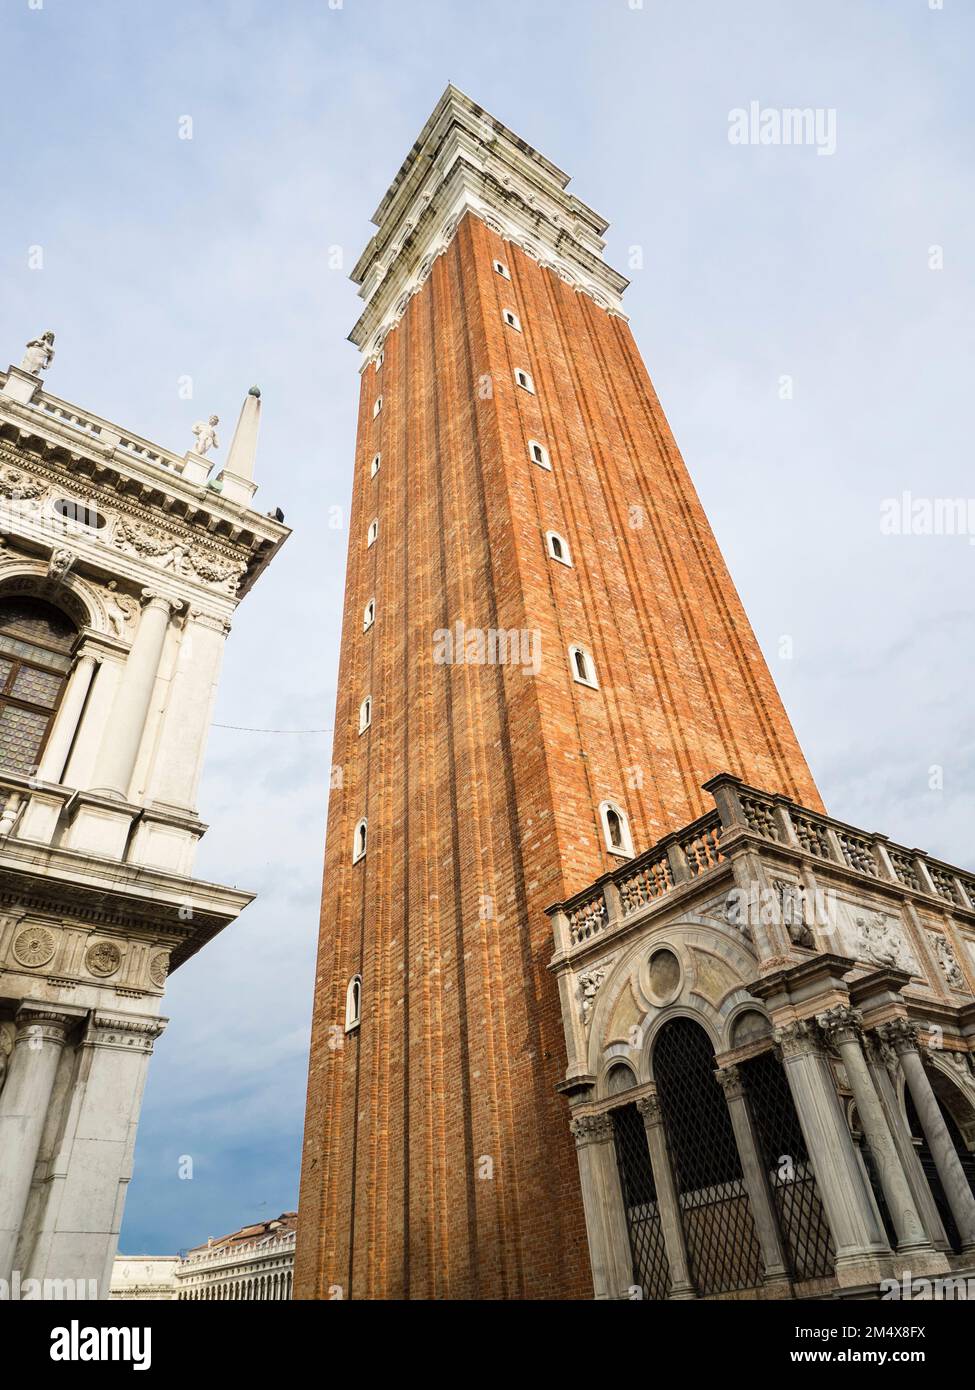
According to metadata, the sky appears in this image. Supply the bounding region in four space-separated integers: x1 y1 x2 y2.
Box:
2 0 973 1253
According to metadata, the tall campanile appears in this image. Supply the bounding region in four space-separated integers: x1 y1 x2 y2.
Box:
295 87 822 1300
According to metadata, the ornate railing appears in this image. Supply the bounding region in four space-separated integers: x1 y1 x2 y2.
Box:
548 774 975 955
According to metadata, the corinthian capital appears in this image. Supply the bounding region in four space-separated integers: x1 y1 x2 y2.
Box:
876 1017 919 1056
773 1017 822 1058
815 1003 864 1048
635 1092 663 1124
569 1111 615 1147
713 1065 746 1100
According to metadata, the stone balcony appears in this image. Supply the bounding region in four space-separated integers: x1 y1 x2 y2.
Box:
547 773 975 1017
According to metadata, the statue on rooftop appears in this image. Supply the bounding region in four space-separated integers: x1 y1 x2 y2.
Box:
191 415 220 457
20 331 56 377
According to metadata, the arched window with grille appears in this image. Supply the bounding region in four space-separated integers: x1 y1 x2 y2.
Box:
0 596 77 776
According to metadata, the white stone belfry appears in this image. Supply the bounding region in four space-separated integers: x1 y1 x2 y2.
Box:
0 352 288 1298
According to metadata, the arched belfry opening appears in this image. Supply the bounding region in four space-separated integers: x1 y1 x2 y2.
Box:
652 1018 763 1295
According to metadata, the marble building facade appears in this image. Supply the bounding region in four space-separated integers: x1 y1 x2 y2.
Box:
550 773 975 1299
0 343 287 1298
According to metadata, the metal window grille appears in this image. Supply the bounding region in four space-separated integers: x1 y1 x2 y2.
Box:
612 1103 670 1300
653 1019 763 1295
741 1049 835 1281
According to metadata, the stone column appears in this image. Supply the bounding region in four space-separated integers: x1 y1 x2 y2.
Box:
816 1006 936 1260
0 1007 71 1280
147 609 228 812
879 1018 975 1253
636 1093 696 1298
36 650 100 784
714 1065 791 1291
90 593 181 800
569 1112 633 1300
25 1011 165 1295
774 1019 890 1283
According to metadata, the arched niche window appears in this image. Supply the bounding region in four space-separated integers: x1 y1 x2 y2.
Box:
345 974 362 1032
367 518 379 548
352 818 367 863
528 439 551 470
514 368 535 394
546 531 572 566
373 396 383 418
358 695 372 734
363 599 376 632
0 596 77 776
569 643 598 689
502 308 522 332
370 452 381 478
493 259 511 280
599 800 634 858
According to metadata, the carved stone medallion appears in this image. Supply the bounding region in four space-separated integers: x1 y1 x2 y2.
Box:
85 941 122 977
11 924 57 968
148 952 170 988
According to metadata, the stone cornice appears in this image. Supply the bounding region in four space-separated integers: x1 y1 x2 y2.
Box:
349 85 629 361
0 394 289 600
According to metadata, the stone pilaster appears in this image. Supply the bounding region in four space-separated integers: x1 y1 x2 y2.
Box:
636 1093 696 1299
773 1018 891 1285
0 1007 73 1280
878 1018 975 1253
714 1064 791 1292
569 1111 633 1300
816 1006 944 1270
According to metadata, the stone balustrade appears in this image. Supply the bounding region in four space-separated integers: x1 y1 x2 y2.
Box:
548 772 975 957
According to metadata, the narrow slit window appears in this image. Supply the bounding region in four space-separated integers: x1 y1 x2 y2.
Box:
514 368 535 394
503 309 522 332
528 439 551 470
363 599 376 631
352 818 368 863
569 644 598 689
546 531 572 566
367 518 379 548
493 259 511 280
599 801 634 858
370 452 381 478
359 696 372 733
346 975 362 1031
373 396 383 418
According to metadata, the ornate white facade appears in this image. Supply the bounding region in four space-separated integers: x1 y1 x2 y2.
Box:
0 347 288 1298
174 1213 296 1300
110 1255 178 1300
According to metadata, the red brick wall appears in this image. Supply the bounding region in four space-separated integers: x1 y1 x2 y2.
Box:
294 213 822 1300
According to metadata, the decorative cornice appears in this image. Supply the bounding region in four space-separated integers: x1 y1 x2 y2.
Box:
349 85 629 361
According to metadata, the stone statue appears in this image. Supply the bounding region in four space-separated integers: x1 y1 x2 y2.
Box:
191 415 220 457
20 331 56 376
104 582 139 638
579 967 607 1025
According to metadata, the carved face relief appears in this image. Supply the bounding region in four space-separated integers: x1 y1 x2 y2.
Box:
85 940 123 978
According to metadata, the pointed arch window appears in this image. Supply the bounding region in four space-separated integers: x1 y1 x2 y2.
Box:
599 800 634 858
352 818 367 863
346 974 362 1032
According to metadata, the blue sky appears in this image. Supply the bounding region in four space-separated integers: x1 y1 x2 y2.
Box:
3 0 973 1252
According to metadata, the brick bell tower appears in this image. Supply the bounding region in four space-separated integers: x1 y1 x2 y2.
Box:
294 86 822 1300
